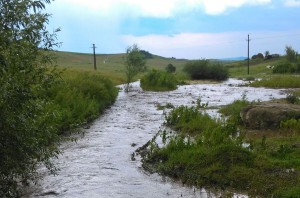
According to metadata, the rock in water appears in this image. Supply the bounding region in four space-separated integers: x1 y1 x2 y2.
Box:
240 103 300 129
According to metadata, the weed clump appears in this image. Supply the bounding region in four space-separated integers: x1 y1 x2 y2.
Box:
141 69 178 91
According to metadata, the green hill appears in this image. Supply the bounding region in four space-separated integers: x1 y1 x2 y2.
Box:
54 51 188 84
54 51 288 84
224 56 285 78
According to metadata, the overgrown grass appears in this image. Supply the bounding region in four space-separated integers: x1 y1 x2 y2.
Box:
49 71 119 132
142 101 300 197
140 69 178 91
251 75 300 88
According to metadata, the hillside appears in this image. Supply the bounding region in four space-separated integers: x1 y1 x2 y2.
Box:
54 51 188 84
224 56 285 78
54 51 287 84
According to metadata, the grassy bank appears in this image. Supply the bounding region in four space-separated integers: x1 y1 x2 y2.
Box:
49 70 119 132
251 75 300 88
141 99 300 197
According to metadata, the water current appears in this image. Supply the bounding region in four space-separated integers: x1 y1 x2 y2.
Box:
26 79 286 198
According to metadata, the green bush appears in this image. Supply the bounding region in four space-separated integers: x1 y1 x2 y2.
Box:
49 72 118 131
166 63 176 73
140 69 178 91
219 97 251 125
286 93 300 104
165 105 219 136
0 0 62 196
273 60 298 74
183 60 229 80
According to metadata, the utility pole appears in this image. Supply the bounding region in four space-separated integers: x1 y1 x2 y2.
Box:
92 44 97 70
247 34 250 75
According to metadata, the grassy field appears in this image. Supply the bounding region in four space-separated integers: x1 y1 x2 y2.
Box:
54 51 291 85
55 51 188 85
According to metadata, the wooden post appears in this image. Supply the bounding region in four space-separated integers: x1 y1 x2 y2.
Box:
92 44 97 70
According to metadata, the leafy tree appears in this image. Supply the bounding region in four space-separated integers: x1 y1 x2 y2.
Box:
265 51 270 57
124 44 146 92
285 45 298 62
166 63 176 73
0 0 61 196
140 50 153 59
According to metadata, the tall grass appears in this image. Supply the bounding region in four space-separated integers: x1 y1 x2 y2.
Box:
49 71 118 131
251 75 300 88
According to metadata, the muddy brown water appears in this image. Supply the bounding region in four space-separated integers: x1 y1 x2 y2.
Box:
25 79 286 198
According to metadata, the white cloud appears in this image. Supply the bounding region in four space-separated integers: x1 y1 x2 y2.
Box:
200 0 271 15
55 0 272 17
122 32 247 59
284 0 300 7
122 31 300 59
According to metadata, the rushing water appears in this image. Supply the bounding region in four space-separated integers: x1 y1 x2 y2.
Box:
25 79 286 198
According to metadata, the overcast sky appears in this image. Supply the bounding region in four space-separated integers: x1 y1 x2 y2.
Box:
46 0 300 59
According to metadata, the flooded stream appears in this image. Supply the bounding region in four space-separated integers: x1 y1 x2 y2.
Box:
26 79 286 198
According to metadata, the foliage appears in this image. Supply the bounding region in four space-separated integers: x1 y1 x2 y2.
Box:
285 45 298 62
143 99 300 196
280 119 300 134
273 46 300 74
286 93 300 104
0 0 61 196
124 44 146 92
140 50 153 59
252 53 264 60
219 97 251 125
166 63 176 73
140 69 178 91
251 76 300 88
165 105 220 136
49 72 118 131
183 59 229 80
273 60 300 74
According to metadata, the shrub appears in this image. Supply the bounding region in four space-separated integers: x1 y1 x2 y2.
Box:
219 97 251 125
49 72 118 131
140 69 178 91
286 93 299 104
273 61 298 74
166 63 176 73
183 60 228 80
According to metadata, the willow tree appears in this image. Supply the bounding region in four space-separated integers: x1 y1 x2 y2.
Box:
124 44 146 92
0 0 61 196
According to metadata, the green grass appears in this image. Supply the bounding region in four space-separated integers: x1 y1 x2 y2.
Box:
55 51 300 85
226 57 282 78
251 75 300 88
49 71 119 132
54 51 187 85
140 69 178 91
142 101 300 197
